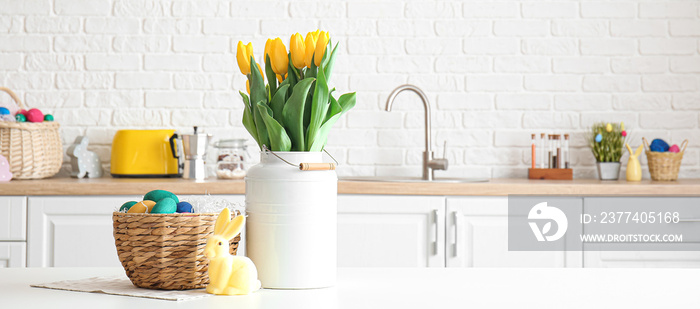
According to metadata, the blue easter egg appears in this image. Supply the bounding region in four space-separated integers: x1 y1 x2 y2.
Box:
0 107 9 115
595 133 602 143
650 139 670 152
176 201 194 213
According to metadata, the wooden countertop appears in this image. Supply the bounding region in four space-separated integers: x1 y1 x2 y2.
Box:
1 177 700 196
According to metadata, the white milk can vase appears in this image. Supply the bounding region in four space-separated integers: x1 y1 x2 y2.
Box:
245 151 337 289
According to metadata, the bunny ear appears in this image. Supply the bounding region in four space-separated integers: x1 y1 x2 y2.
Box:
635 145 643 156
625 143 633 154
214 208 231 235
222 215 245 240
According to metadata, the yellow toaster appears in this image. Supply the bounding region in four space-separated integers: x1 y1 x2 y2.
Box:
110 129 182 178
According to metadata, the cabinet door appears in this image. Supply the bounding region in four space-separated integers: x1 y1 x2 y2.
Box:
0 196 27 241
27 195 247 267
446 197 582 268
0 242 26 267
583 197 700 268
337 195 445 267
27 196 138 267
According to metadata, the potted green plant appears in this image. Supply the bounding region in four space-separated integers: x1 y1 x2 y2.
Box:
235 30 355 290
587 122 627 180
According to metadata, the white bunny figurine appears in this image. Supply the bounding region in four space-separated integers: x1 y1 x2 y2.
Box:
205 208 261 295
67 136 102 178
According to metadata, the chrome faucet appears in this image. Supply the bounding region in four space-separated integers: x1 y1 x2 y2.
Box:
385 84 448 181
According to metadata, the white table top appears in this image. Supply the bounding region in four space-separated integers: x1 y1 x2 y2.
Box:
0 267 697 308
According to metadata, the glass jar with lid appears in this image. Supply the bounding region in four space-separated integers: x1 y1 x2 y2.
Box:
213 139 250 179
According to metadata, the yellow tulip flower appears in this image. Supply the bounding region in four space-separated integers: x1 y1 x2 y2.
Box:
289 33 306 69
236 41 254 75
304 32 317 68
314 31 329 66
264 38 273 63
620 122 625 131
246 80 250 94
309 29 320 41
269 37 288 76
276 74 283 83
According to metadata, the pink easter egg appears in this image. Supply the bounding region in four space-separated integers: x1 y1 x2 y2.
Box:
669 144 680 153
0 154 12 182
26 108 44 123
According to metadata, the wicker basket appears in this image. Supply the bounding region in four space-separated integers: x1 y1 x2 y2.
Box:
0 87 62 179
113 212 241 290
643 137 688 181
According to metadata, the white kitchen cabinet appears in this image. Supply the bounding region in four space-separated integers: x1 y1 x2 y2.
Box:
0 196 27 267
0 243 26 267
337 195 445 267
0 196 27 241
583 197 700 268
27 195 245 267
446 197 583 268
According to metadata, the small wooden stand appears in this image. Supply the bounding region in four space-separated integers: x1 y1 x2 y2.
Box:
528 168 573 180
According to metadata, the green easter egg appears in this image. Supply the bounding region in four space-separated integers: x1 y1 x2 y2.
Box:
143 189 179 204
119 201 138 212
44 114 54 122
15 114 26 122
151 197 177 214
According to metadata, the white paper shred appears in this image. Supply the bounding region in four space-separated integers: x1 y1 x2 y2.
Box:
31 276 210 301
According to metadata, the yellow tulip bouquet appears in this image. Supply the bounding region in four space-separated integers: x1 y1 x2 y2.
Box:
236 30 356 152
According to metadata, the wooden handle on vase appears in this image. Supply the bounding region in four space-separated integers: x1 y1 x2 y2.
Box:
299 163 336 171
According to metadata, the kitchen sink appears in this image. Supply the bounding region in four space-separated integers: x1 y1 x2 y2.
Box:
339 176 489 183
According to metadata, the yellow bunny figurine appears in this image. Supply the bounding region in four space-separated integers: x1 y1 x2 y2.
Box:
626 143 643 182
205 208 261 295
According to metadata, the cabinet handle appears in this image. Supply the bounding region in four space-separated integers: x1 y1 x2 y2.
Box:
453 210 462 258
432 209 438 256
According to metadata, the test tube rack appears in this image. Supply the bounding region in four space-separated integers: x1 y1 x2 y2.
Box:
528 168 573 180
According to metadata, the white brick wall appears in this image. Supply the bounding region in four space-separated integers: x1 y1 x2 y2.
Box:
0 0 699 179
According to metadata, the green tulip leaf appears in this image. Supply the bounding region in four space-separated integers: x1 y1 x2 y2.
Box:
265 54 277 98
325 93 342 123
282 78 315 151
270 84 289 127
337 92 357 118
252 99 269 149
257 101 291 151
249 56 266 106
240 91 259 149
305 68 330 151
322 42 338 82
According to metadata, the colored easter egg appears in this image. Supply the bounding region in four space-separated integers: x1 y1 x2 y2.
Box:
595 133 602 143
650 139 670 152
119 201 138 212
176 201 194 213
26 108 44 123
15 114 26 122
606 123 612 132
669 144 680 153
127 202 148 213
0 107 9 115
144 189 179 204
141 200 156 212
44 114 54 121
151 197 177 214
621 130 627 137
18 109 27 116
